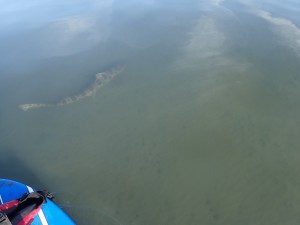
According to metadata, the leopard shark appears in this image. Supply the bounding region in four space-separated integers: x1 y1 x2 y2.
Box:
19 64 125 111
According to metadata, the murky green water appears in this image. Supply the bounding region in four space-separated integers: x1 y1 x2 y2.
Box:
1 0 300 224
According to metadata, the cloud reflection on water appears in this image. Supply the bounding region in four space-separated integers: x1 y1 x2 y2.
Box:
0 0 115 60
182 17 226 62
237 0 300 59
35 14 111 57
254 10 300 58
0 0 115 28
175 9 249 72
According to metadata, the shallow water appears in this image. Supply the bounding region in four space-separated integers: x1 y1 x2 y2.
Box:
1 0 300 224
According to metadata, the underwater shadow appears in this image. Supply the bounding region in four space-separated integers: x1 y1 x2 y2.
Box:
0 148 45 189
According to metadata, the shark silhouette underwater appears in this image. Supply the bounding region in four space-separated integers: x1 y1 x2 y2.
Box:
19 64 125 111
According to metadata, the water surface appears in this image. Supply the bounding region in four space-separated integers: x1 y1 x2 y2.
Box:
1 0 300 224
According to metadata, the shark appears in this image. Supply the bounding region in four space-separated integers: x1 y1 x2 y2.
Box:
19 64 125 111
